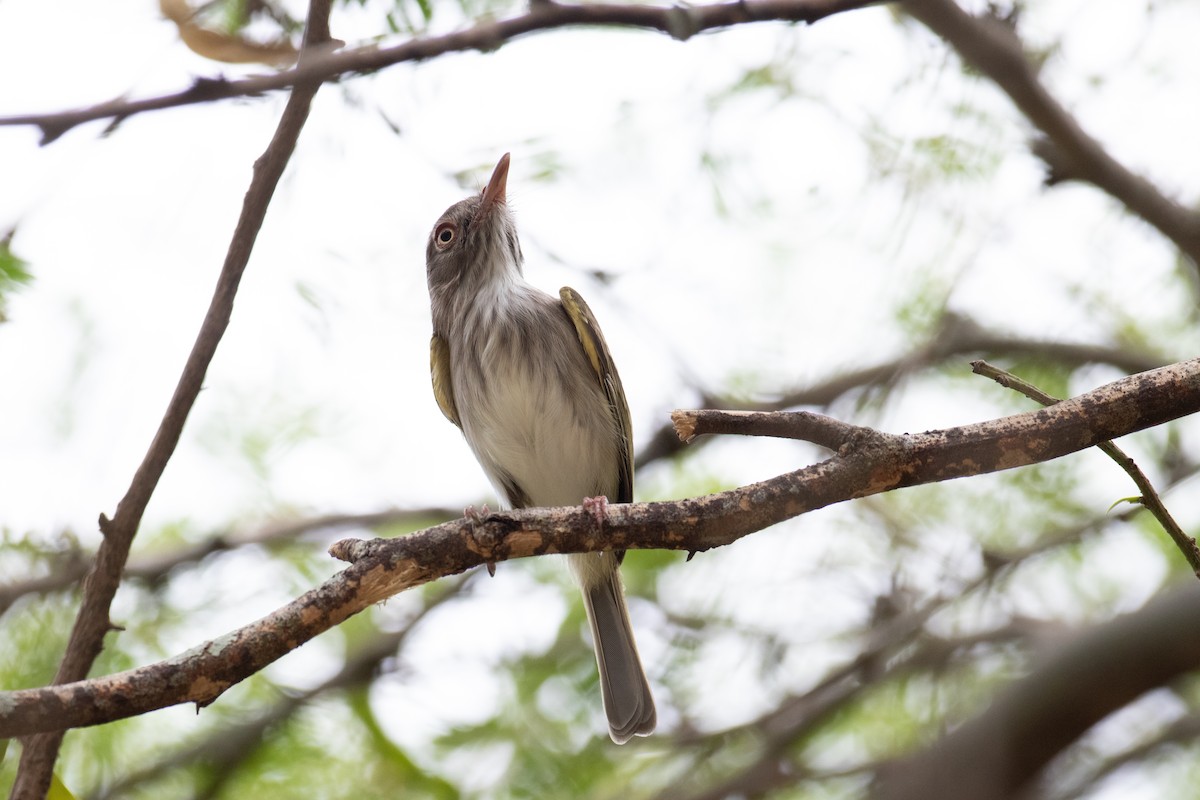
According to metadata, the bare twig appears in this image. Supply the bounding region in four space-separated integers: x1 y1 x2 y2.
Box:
2 0 878 144
9 3 336 797
904 0 1200 271
637 313 1166 467
1 356 1197 739
671 409 873 450
973 359 1200 578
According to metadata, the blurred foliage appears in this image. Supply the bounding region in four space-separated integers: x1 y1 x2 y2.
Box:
47 773 77 800
177 0 519 43
0 230 33 323
4 1 1200 799
189 0 303 36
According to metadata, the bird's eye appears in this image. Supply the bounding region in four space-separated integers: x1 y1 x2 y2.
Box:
435 224 456 249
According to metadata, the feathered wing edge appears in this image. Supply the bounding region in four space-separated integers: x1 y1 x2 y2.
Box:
430 333 461 428
560 286 655 742
558 286 634 505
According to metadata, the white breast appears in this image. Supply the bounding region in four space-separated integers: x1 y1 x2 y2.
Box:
453 281 621 508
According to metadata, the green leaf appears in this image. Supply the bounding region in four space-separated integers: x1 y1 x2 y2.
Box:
47 772 77 800
0 230 33 322
1108 495 1143 512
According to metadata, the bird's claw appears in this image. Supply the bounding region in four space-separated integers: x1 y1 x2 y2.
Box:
464 503 491 523
583 495 609 527
464 504 497 576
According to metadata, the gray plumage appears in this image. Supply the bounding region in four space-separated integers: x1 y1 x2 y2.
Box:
425 153 656 744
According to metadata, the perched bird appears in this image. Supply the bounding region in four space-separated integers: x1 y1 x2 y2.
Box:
425 153 656 743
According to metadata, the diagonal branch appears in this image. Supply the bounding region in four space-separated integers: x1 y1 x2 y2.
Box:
973 359 1200 578
0 357 1197 739
1 0 879 143
904 0 1200 271
9 3 336 798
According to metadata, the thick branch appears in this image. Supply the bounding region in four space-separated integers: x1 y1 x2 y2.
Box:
1 0 878 143
9 3 335 798
904 0 1200 270
875 583 1200 800
0 357 1197 738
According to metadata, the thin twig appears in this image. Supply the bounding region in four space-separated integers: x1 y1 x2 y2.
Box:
636 313 1165 468
972 359 1200 579
1 0 879 144
9 3 336 797
670 409 875 450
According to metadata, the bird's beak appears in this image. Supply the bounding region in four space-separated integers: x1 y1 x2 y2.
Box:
477 152 510 222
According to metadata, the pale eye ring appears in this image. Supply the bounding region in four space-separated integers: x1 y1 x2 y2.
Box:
435 224 456 249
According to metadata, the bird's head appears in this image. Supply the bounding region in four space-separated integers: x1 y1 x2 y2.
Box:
425 153 524 315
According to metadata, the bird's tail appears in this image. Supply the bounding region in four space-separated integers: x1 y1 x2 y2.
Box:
571 552 656 744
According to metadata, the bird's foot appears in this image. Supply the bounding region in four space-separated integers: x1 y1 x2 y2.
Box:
464 503 491 523
582 495 609 527
464 504 497 576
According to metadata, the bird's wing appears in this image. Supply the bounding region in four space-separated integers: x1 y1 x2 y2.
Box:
430 333 461 428
559 286 634 504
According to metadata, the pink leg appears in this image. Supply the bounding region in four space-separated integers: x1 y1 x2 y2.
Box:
463 503 492 523
583 495 609 526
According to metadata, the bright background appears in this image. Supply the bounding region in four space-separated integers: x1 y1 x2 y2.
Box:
2 0 1199 798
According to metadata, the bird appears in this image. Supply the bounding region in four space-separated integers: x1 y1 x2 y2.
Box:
424 152 656 744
